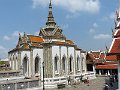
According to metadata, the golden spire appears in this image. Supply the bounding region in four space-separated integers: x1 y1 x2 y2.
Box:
46 0 56 26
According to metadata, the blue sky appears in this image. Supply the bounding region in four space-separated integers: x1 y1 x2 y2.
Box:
0 0 119 58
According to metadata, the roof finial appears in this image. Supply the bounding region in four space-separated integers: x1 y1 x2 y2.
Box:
46 0 56 26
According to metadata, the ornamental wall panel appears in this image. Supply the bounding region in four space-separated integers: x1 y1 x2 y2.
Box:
52 46 60 77
76 50 81 74
33 48 43 78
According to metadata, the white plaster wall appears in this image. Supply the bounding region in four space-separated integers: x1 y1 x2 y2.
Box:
14 52 18 70
81 53 87 73
33 48 43 78
61 46 67 74
21 51 30 64
68 47 74 58
8 51 18 70
52 46 60 77
68 47 75 74
76 50 81 72
61 46 67 58
21 51 30 76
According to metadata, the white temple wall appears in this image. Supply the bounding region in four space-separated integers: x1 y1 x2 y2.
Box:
8 51 18 70
21 51 30 77
33 48 43 79
68 47 75 74
61 46 67 75
81 53 87 74
52 46 60 77
76 50 81 74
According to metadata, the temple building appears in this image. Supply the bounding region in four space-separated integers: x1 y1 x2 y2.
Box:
87 50 118 76
8 0 89 87
107 5 120 89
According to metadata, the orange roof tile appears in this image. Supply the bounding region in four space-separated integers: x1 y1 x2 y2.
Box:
22 44 29 49
95 59 103 63
28 35 44 43
54 42 66 45
31 43 43 47
96 65 118 69
109 39 120 54
105 55 117 61
92 52 99 58
100 53 105 59
66 40 74 45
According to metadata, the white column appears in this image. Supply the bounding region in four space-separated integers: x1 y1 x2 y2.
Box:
93 65 95 72
99 70 101 75
108 70 110 76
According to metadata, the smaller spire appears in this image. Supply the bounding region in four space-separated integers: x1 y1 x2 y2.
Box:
114 1 120 29
46 0 56 26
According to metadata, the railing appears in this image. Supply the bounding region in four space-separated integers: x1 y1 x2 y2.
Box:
0 78 40 90
0 71 20 78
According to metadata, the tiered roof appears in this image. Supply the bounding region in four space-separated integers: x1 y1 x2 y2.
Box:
109 6 120 55
87 50 118 69
8 0 82 53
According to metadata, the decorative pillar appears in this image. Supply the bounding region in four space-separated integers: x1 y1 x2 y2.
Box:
108 70 110 76
99 70 101 75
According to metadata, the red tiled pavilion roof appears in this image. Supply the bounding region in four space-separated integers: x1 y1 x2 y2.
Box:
27 35 44 43
109 38 120 54
96 64 118 69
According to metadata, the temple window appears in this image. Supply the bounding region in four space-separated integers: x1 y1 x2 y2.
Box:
54 56 59 73
77 56 80 71
62 56 66 71
69 56 73 72
35 57 40 74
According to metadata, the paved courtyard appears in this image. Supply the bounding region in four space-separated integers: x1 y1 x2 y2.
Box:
23 76 118 90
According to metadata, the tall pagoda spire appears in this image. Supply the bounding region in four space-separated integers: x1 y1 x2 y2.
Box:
115 2 120 29
46 0 56 26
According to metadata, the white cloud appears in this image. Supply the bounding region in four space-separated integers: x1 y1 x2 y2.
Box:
89 23 98 33
32 0 100 14
66 14 79 19
3 31 23 41
3 36 11 40
101 12 115 21
109 12 115 19
62 24 69 29
0 45 8 58
34 31 39 35
94 34 111 39
12 31 20 37
93 23 98 28
89 28 95 33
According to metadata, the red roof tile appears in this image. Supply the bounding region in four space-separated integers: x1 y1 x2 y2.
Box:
96 65 118 69
100 53 105 59
109 39 120 54
54 42 66 45
66 40 74 45
28 35 44 43
105 55 117 61
31 43 43 47
92 52 99 58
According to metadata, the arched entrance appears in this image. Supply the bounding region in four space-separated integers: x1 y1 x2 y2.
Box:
62 56 66 71
23 57 28 76
35 57 40 74
77 56 80 71
69 56 73 72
